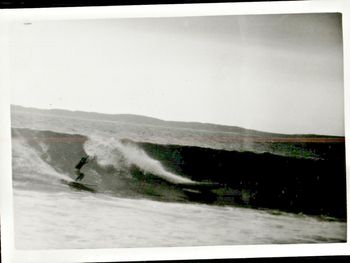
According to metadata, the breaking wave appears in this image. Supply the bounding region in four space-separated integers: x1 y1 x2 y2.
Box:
84 136 195 184
12 135 73 189
11 127 347 219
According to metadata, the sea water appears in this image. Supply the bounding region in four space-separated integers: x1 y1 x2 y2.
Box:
11 110 346 249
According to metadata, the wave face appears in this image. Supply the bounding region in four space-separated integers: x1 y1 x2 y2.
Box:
12 127 346 219
12 128 196 202
138 141 347 219
12 133 73 191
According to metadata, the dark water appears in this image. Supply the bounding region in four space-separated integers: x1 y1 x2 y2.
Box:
12 126 346 219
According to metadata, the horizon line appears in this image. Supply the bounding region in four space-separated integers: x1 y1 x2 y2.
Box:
10 104 344 138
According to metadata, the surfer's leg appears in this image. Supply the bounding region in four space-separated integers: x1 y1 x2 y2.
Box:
75 169 84 181
74 169 80 181
76 172 85 181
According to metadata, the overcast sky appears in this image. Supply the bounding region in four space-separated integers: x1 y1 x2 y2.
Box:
9 13 344 135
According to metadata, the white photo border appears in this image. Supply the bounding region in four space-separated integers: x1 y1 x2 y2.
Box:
1 1 349 262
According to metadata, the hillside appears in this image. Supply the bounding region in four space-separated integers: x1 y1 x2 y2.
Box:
10 105 342 139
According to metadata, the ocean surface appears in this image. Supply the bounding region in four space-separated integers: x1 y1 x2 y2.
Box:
11 109 346 249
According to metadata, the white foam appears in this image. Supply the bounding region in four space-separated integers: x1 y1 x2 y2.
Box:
84 136 195 184
13 189 346 249
12 138 72 184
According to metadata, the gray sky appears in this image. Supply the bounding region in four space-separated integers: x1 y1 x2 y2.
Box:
9 13 344 135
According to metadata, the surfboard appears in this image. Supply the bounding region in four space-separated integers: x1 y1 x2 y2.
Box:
68 182 96 192
74 182 97 187
60 179 96 193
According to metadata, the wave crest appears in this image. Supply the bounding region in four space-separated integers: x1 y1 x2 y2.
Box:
83 136 195 184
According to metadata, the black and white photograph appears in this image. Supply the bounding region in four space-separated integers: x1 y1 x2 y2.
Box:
1 1 349 261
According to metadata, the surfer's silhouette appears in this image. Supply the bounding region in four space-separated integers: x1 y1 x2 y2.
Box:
74 155 91 181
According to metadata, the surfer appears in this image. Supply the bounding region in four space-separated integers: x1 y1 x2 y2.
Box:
74 155 92 181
